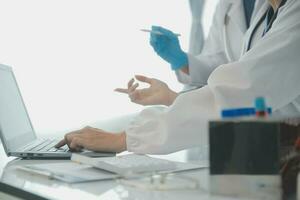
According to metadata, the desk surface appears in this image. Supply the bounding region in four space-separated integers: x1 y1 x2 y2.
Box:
0 142 262 200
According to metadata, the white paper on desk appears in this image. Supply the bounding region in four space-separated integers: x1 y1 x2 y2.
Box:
17 162 119 183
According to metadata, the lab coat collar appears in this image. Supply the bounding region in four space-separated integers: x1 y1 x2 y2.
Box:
227 0 247 33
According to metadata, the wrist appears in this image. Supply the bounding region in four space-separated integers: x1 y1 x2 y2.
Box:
114 132 127 153
170 52 188 70
165 90 178 106
180 65 189 74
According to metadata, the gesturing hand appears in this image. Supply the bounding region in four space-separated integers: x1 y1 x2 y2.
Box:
115 75 178 106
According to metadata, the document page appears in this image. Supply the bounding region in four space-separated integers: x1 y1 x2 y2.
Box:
18 162 119 183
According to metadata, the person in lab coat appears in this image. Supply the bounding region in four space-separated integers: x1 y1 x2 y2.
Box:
56 0 300 154
155 0 260 88
115 0 261 107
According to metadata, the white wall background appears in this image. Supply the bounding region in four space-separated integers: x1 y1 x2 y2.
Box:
0 0 218 135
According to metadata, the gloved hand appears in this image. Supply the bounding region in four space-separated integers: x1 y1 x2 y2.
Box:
150 26 188 70
115 75 178 106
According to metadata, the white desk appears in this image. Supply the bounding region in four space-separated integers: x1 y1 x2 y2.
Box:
0 142 257 200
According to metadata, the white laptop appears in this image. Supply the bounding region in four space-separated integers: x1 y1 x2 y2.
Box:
0 64 115 159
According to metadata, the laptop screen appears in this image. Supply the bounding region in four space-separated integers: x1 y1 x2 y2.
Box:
0 65 36 152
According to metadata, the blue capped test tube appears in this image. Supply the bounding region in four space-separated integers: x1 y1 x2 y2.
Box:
254 97 268 117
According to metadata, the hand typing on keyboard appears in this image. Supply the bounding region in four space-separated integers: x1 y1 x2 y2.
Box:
55 126 126 153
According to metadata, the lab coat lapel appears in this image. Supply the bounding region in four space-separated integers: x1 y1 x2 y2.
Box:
241 2 270 55
227 0 247 34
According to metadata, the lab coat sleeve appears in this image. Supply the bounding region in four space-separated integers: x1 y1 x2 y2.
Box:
126 0 300 155
125 87 218 154
175 1 228 86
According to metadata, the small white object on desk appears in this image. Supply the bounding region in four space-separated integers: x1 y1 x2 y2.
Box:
119 173 199 191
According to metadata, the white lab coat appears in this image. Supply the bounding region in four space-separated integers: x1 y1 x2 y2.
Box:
176 0 264 86
125 0 300 154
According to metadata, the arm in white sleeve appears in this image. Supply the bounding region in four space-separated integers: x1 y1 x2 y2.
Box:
175 52 228 86
126 0 300 155
126 87 218 154
176 1 229 86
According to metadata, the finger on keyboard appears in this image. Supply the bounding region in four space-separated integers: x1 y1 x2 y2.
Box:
55 139 66 148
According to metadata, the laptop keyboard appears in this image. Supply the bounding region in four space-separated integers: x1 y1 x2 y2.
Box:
23 139 69 152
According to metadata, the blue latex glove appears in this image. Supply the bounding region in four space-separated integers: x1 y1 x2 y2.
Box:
150 26 188 70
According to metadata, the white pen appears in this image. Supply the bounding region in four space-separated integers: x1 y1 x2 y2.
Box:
140 29 181 37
